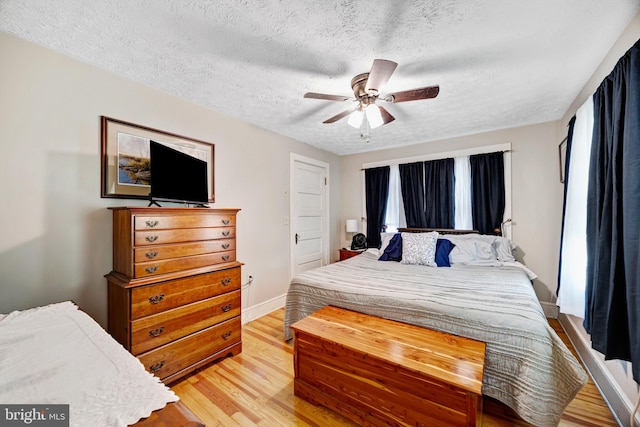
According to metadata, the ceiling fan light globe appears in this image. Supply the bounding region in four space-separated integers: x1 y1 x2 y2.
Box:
366 104 384 129
347 109 364 128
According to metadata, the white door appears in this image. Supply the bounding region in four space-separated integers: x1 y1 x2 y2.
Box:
290 154 329 277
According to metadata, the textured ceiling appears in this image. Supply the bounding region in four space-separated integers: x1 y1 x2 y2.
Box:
1 1 638 155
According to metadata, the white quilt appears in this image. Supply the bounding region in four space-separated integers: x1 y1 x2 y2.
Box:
284 252 587 427
0 301 178 427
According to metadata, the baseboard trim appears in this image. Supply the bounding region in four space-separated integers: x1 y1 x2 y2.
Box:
241 293 286 325
558 313 631 427
541 301 559 318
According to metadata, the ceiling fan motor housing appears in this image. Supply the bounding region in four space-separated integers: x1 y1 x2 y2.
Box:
351 73 376 107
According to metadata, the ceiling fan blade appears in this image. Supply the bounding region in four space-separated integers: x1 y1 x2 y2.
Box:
386 85 440 103
304 92 351 102
378 105 395 125
365 59 398 94
323 108 357 123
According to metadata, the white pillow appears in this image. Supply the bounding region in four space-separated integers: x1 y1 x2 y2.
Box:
400 232 438 266
449 238 495 264
444 234 515 264
494 236 516 262
379 232 396 252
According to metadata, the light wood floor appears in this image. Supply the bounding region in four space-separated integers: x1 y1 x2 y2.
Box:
171 309 618 427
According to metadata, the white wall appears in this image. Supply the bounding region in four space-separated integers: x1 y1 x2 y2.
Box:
0 32 341 326
340 121 563 305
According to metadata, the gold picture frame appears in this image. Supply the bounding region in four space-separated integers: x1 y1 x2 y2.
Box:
100 116 215 201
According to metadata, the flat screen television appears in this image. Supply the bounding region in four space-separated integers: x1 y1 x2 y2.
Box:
149 140 209 206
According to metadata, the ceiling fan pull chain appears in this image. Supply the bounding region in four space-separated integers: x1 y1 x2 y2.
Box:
361 118 371 143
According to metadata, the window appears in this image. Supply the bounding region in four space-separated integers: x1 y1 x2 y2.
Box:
383 164 405 233
363 143 511 238
558 96 593 317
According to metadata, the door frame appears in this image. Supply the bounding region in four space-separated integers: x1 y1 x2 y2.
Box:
289 153 330 280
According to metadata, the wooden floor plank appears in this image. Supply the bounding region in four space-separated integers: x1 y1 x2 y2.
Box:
171 308 618 426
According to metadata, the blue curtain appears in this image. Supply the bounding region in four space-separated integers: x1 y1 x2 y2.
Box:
585 38 640 381
399 162 427 228
470 152 505 234
365 166 390 248
557 116 576 296
424 158 455 228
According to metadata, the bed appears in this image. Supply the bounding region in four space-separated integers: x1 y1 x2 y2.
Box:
0 301 202 427
284 231 588 427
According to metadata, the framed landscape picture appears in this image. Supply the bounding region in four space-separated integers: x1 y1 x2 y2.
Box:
100 116 215 201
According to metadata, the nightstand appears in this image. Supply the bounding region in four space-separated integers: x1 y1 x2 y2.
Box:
339 248 364 261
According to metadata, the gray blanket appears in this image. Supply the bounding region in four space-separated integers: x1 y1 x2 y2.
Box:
284 251 587 427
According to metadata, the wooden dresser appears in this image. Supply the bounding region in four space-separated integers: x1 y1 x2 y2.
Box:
105 207 242 384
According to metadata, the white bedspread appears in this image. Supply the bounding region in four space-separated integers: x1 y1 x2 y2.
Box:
284 252 587 427
0 301 178 427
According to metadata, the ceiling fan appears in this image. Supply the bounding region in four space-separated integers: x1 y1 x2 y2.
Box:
304 59 439 136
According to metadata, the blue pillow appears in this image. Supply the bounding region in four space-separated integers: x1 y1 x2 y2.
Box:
379 233 402 261
435 239 456 267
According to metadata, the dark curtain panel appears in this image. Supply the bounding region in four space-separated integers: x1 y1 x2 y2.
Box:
557 116 577 296
585 38 640 381
424 158 455 228
399 162 427 228
364 166 390 248
470 152 505 235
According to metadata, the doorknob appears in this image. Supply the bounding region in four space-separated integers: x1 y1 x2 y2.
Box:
295 233 300 244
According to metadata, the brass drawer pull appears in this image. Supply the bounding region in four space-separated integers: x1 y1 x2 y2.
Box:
221 243 230 249
221 303 232 312
221 278 232 286
145 266 158 274
221 231 230 237
222 219 230 225
221 255 230 261
148 294 165 304
222 331 232 340
145 220 159 228
149 326 165 337
145 251 159 259
145 235 159 243
149 360 165 373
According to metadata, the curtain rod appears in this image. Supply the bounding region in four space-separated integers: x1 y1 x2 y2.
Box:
360 150 513 171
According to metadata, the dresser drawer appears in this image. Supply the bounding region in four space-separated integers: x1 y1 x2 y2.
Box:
131 267 241 319
134 239 235 263
134 250 236 278
135 214 236 231
138 316 241 380
135 227 235 246
131 290 241 355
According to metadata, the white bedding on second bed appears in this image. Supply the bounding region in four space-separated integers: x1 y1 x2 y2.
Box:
0 301 178 427
284 251 587 427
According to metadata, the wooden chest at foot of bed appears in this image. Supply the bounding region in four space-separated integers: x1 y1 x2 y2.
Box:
290 306 486 427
